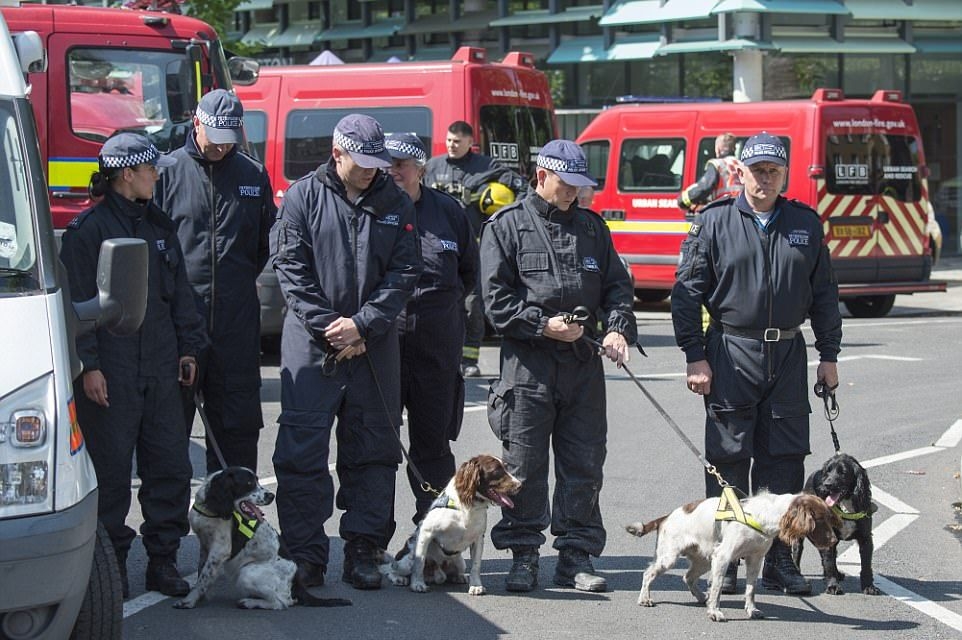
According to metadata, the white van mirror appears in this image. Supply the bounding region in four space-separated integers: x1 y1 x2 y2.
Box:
12 30 44 74
73 238 148 336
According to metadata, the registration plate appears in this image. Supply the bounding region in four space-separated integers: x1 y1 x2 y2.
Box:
832 224 872 238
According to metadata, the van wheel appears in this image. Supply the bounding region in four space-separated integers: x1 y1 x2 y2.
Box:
843 295 896 318
70 522 122 640
635 289 671 303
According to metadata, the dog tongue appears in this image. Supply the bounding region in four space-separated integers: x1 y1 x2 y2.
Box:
487 490 514 509
239 500 265 521
825 494 840 507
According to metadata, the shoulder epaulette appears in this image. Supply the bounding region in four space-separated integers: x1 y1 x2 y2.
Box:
485 201 523 223
67 210 94 229
787 198 820 216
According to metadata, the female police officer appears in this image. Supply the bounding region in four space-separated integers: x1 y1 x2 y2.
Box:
60 132 207 598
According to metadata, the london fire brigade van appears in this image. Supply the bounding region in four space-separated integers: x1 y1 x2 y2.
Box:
577 89 946 317
0 11 147 639
235 46 556 338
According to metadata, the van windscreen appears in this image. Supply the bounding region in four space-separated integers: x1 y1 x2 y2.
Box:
477 105 553 179
284 107 432 181
825 133 922 202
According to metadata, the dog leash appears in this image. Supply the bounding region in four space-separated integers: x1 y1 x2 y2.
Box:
363 352 440 497
562 306 733 492
194 392 229 470
814 381 841 453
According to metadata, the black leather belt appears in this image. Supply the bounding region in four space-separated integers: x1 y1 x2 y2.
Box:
719 323 801 342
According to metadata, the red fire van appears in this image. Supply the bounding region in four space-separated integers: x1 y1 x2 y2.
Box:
577 89 945 317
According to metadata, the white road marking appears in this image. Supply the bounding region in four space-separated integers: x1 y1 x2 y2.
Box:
934 419 962 448
869 574 962 632
869 486 920 515
861 446 945 468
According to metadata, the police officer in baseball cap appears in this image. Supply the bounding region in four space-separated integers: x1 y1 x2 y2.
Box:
480 139 636 593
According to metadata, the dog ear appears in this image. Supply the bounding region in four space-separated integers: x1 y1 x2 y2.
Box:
204 468 240 516
778 496 815 545
455 457 481 507
851 460 873 513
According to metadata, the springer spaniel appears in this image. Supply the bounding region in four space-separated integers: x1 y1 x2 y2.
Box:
626 492 839 622
175 467 351 610
794 453 881 595
382 454 521 595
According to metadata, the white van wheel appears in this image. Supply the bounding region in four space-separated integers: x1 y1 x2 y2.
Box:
70 521 122 640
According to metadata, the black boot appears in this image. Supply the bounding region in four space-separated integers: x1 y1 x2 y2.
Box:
145 558 190 597
115 550 129 600
295 561 325 588
505 547 539 592
554 549 607 592
342 539 383 590
762 540 811 595
721 560 738 595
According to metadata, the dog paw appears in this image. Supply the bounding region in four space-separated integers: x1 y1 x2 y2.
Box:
825 583 845 596
172 598 196 609
387 574 410 586
694 591 707 604
637 596 654 607
468 585 485 596
707 608 728 622
409 581 430 593
863 584 882 595
747 607 764 620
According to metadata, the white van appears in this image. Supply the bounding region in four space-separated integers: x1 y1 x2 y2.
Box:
0 13 147 639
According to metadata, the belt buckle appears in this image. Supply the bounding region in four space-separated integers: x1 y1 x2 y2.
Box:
763 328 780 342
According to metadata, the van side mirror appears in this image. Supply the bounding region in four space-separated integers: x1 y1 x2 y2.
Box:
228 56 260 86
73 238 148 336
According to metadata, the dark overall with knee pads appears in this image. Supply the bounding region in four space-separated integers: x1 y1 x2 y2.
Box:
671 193 842 498
60 192 207 561
155 135 276 472
270 161 420 569
398 187 478 523
481 193 636 556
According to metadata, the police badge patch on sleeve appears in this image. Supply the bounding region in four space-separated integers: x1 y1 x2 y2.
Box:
582 256 601 273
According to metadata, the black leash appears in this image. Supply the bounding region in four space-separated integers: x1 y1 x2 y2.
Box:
814 381 841 453
194 392 228 470
562 306 732 490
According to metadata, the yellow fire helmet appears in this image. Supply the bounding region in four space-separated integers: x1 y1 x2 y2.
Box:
479 182 515 216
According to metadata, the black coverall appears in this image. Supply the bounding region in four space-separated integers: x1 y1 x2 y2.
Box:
398 187 479 524
271 161 421 569
60 191 207 560
424 151 527 365
481 192 636 556
155 133 276 472
671 193 842 498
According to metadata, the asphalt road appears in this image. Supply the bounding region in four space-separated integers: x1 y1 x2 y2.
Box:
120 258 962 640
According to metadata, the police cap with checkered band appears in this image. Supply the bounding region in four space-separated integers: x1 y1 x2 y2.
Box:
385 132 427 163
333 114 392 169
537 139 597 187
196 89 245 146
98 132 176 171
739 132 788 167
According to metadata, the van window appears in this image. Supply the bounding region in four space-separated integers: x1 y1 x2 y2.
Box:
695 136 791 191
618 138 685 192
245 110 268 163
67 48 197 150
825 133 922 202
580 140 610 191
0 101 39 287
284 107 432 181
477 105 553 179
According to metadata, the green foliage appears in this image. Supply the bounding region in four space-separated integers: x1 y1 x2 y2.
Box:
183 0 261 56
547 69 566 106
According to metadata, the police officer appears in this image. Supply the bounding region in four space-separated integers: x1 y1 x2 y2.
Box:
271 115 421 590
671 132 842 596
60 132 207 598
424 120 526 377
385 132 479 533
481 139 636 593
154 89 276 473
678 132 742 212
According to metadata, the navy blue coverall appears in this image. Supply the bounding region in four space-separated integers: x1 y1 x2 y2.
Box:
270 160 421 570
481 192 637 556
398 186 479 523
60 191 207 561
155 133 276 472
671 193 842 498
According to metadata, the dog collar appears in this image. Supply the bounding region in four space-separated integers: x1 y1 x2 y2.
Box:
192 501 230 520
233 510 261 539
831 504 870 521
428 492 458 511
714 486 770 536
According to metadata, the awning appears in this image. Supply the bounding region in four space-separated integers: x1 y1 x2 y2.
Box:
912 37 962 54
712 0 849 15
240 23 282 47
399 9 496 36
490 5 603 28
547 34 662 64
319 17 403 41
844 0 962 22
656 38 774 55
272 21 323 48
599 0 716 27
772 35 916 54
236 0 273 12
